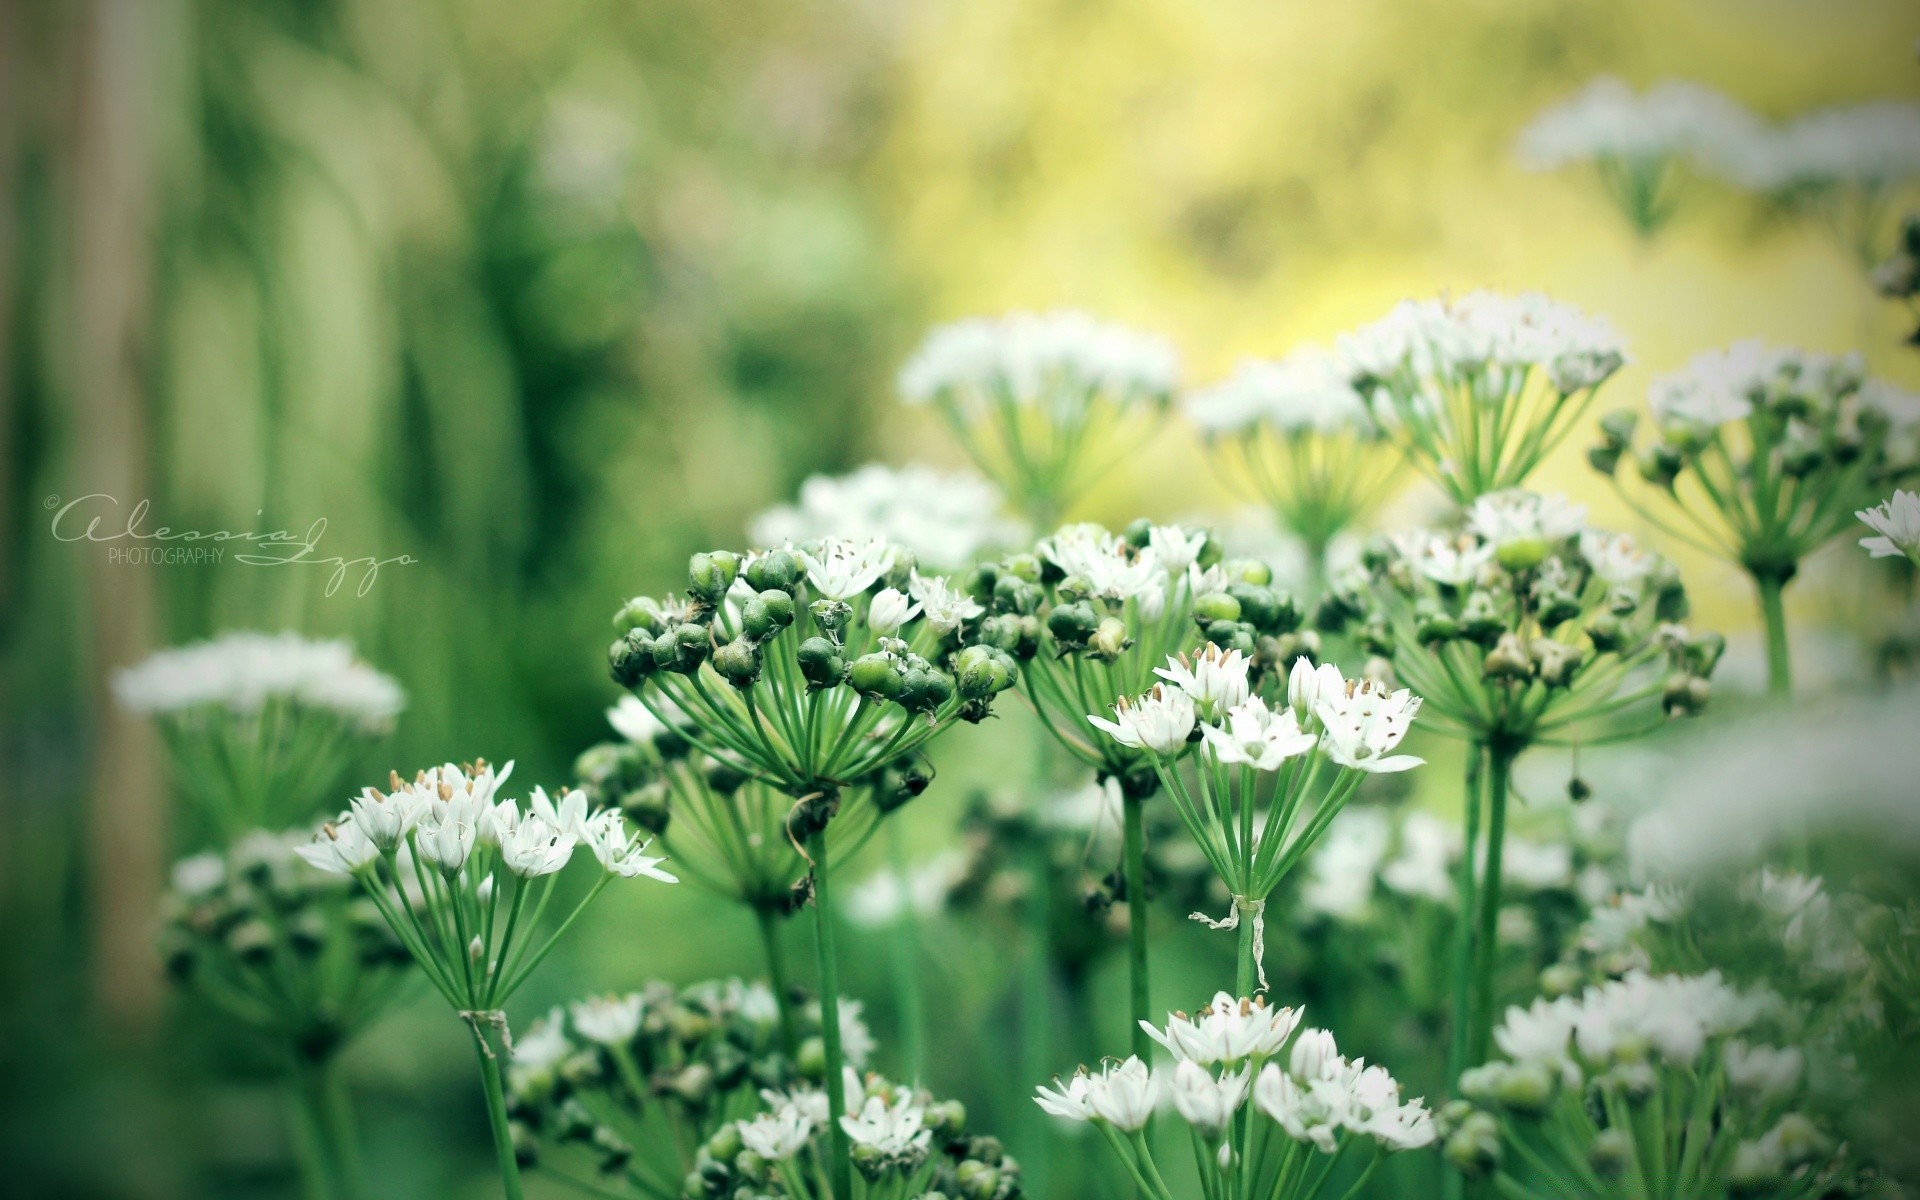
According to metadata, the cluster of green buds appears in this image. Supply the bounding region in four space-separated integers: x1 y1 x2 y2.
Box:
608 538 1018 812
1324 491 1721 748
968 521 1302 796
1591 341 1920 692
1872 213 1920 348
507 979 889 1195
1444 971 1859 1199
1336 291 1629 506
160 828 412 1060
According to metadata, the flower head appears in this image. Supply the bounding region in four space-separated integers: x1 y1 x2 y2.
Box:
1141 992 1304 1066
801 537 895 601
1089 685 1197 756
1202 697 1318 771
1858 490 1920 561
748 463 1020 571
569 993 644 1046
738 1105 816 1161
1155 645 1253 719
583 811 679 881
1083 1056 1160 1131
1314 680 1423 773
1167 1060 1250 1137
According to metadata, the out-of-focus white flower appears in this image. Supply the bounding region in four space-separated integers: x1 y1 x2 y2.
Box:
1314 680 1423 773
570 994 644 1046
1467 490 1589 547
1089 684 1197 756
1187 349 1373 436
1516 77 1765 174
1300 808 1392 921
1401 532 1495 588
1649 341 1863 435
1039 524 1165 603
1287 659 1349 726
1083 1056 1160 1131
900 310 1180 412
839 1000 877 1068
113 630 405 729
170 852 227 897
511 1007 572 1073
1725 1041 1805 1100
747 463 1021 571
1141 993 1304 1066
1380 812 1457 902
1858 490 1920 561
843 853 964 928
1725 100 1920 192
1202 697 1318 771
1155 645 1253 720
1167 1060 1250 1136
1339 293 1626 394
739 1105 816 1161
1580 530 1656 585
1034 1070 1097 1121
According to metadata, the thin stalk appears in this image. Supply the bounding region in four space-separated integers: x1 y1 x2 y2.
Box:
755 906 800 1056
470 1019 526 1200
1471 746 1516 1066
1753 571 1793 699
808 828 854 1200
1123 791 1152 1060
1445 748 1485 1087
286 1055 342 1200
1235 901 1258 999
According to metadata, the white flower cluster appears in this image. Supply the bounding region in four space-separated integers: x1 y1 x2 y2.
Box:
1516 77 1763 173
1648 339 1866 434
1038 995 1433 1152
113 630 405 729
843 853 964 928
736 1068 931 1170
1091 654 1423 774
1036 521 1211 611
298 760 676 882
1338 291 1627 397
747 463 1024 571
1186 348 1373 436
1858 489 1920 561
1726 99 1920 192
1302 809 1575 920
1490 970 1769 1085
899 310 1180 412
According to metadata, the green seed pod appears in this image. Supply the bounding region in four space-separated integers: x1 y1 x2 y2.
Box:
1637 442 1684 489
796 636 847 690
609 629 657 687
1003 553 1042 583
1536 586 1582 627
1588 441 1625 475
978 613 1035 659
1221 557 1272 586
1192 591 1242 624
1685 630 1726 675
810 598 852 634
1530 638 1585 688
1586 613 1625 653
955 645 1015 700
744 550 803 594
1415 599 1459 644
992 574 1041 615
1459 592 1506 644
1589 1129 1633 1177
1491 1060 1555 1114
1661 672 1710 716
899 666 955 714
1483 632 1534 680
1046 602 1099 648
1121 518 1153 549
1227 583 1280 631
1494 537 1548 573
688 551 741 604
848 653 904 699
712 638 763 687
667 623 713 675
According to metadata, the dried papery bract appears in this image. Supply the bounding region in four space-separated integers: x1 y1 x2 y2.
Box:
114 631 405 841
1339 291 1628 507
161 829 415 1199
1591 341 1920 696
1325 490 1721 1089
302 760 676 1200
1187 349 1404 591
899 310 1180 526
607 538 1018 1200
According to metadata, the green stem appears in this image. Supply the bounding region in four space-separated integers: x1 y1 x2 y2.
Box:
755 906 800 1057
887 819 928 1082
1471 745 1516 1066
1442 747 1486 1200
1235 901 1257 999
808 829 854 1200
470 1018 526 1200
1123 791 1152 1061
286 1055 343 1200
1019 833 1054 1199
1754 571 1793 699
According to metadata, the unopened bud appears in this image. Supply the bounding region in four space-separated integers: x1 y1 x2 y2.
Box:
1046 601 1099 648
744 550 802 594
848 653 904 699
1483 633 1533 680
712 638 763 687
796 636 847 689
687 551 741 604
609 629 656 687
1192 591 1242 624
740 590 795 640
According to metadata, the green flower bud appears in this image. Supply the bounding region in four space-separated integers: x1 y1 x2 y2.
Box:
1637 442 1684 489
1540 962 1583 996
706 1123 744 1164
1769 1114 1829 1167
1536 586 1582 627
1491 1060 1555 1113
899 666 956 714
1054 574 1094 603
1588 442 1625 475
741 590 796 640
964 563 1001 602
1416 600 1460 644
512 1121 540 1168
229 919 275 965
1046 602 1099 648
1444 1112 1502 1178
927 1099 966 1136
993 574 1042 615
796 1036 827 1079
1221 557 1272 586
1495 536 1549 573
1460 592 1506 643
609 630 657 687
848 653 904 699
1684 630 1725 676
1598 408 1639 449
979 613 1038 659
956 1160 1001 1200
1227 583 1281 631
955 645 1016 700
688 551 741 604
734 1149 768 1183
1192 591 1242 624
1585 613 1625 653
744 550 802 594
712 638 763 687
1661 672 1710 716
797 636 847 689
1089 617 1132 662
666 623 713 675
1122 518 1153 549
1530 638 1585 688
1003 553 1042 583
1204 621 1257 657
1483 632 1534 681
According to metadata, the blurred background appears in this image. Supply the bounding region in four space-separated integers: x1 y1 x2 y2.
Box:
3 0 1918 1195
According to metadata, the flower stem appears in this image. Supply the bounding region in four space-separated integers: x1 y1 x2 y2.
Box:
1122 791 1151 1060
469 1018 525 1200
1470 745 1516 1066
755 905 800 1056
1235 901 1257 999
286 1055 343 1200
808 828 854 1200
1754 571 1793 699
887 819 928 1082
1445 747 1485 1093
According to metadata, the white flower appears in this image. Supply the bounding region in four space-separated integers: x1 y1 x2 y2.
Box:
1858 490 1920 560
347 784 425 851
899 310 1180 411
747 463 1021 571
1202 697 1319 771
112 631 405 729
607 694 680 745
839 1000 878 1068
1083 1056 1160 1131
1039 524 1164 602
171 852 226 898
416 792 481 874
1580 530 1656 585
1725 1041 1805 1100
1315 679 1424 773
1467 490 1588 547
843 854 962 928
1141 993 1304 1066
1167 1060 1249 1135
1187 349 1373 436
800 537 894 601
582 811 678 882
839 1094 932 1164
570 994 644 1046
868 588 921 637
1402 532 1494 587
907 572 984 634
1287 658 1348 725
1289 1029 1341 1080
298 818 380 874
500 814 577 878
1517 77 1766 173
1339 292 1625 392
738 1106 816 1161
1147 525 1210 575
1034 1070 1097 1121
1089 684 1197 757
512 1007 572 1073
526 785 590 839
1155 645 1252 719
1380 812 1457 902
1727 100 1920 191
1253 1063 1343 1153
1300 810 1391 921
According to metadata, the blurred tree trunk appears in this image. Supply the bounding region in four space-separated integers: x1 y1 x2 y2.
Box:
71 0 165 1034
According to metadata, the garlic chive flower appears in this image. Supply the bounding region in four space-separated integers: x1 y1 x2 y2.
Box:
1515 77 1767 236
1591 342 1919 695
747 462 1024 572
1448 972 1849 1197
899 310 1179 523
1338 292 1628 505
1858 489 1920 566
304 759 675 1199
1097 656 1425 990
1040 993 1432 1200
114 631 404 839
1186 348 1403 585
1725 100 1920 267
